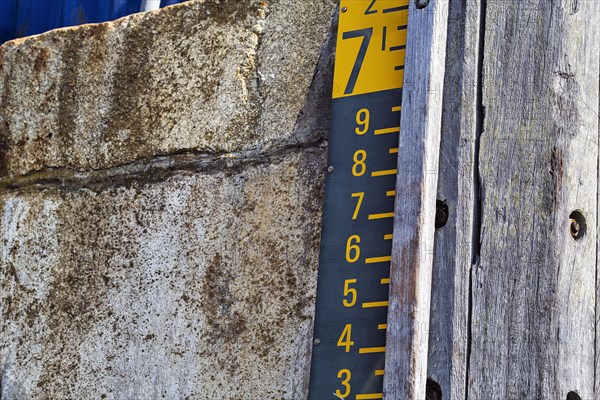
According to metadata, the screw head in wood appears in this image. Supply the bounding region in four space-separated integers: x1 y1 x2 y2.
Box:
314 338 321 345
570 219 580 237
569 210 586 241
327 166 335 173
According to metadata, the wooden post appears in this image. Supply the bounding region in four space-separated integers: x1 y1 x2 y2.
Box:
468 0 600 398
426 0 483 398
384 0 449 398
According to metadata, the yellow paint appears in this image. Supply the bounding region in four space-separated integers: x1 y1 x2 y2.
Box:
389 147 399 154
343 279 358 307
352 150 367 176
386 190 396 197
336 369 352 398
371 169 397 177
359 347 386 354
362 301 389 308
346 235 361 263
377 324 387 330
365 256 391 264
333 0 409 98
392 105 402 112
356 393 383 400
368 212 394 220
356 394 383 400
374 126 400 135
338 324 355 352
381 278 390 284
384 234 393 240
352 192 365 220
355 108 370 134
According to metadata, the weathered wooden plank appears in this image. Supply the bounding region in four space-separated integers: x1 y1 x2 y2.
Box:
554 2 600 397
383 0 449 398
427 0 483 399
470 0 599 398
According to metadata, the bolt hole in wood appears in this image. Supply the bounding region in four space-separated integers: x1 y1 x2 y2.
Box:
566 391 582 400
569 210 586 241
415 0 430 10
435 200 449 229
425 378 442 400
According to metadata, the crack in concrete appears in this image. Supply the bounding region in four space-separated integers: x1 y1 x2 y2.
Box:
0 138 327 192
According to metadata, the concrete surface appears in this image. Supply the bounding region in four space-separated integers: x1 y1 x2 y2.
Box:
0 0 336 398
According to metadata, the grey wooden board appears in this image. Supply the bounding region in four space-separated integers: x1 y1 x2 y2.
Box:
383 0 448 398
427 0 482 399
469 0 600 398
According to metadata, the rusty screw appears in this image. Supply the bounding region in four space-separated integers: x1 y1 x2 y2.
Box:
569 210 586 241
570 218 580 238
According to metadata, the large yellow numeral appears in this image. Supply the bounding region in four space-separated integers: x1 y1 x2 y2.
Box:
343 279 357 307
352 150 367 176
351 192 364 220
337 324 354 353
345 235 360 263
355 108 370 135
335 369 351 398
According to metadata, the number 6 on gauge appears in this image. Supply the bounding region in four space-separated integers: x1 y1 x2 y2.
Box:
345 235 361 263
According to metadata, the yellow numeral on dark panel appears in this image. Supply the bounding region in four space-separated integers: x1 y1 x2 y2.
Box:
352 150 367 176
335 369 352 398
345 235 361 263
343 279 357 307
337 324 355 353
355 108 370 135
351 192 364 220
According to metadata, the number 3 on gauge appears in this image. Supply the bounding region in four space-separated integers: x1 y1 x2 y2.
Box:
336 369 351 398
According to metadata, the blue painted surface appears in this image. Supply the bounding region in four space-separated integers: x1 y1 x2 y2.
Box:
0 0 186 44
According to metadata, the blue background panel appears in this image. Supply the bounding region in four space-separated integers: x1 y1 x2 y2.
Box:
0 0 186 44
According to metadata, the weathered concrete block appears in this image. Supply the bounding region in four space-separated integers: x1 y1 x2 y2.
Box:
0 0 335 178
0 0 335 398
1 150 326 399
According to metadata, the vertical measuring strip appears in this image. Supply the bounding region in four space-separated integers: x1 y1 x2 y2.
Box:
308 1 409 399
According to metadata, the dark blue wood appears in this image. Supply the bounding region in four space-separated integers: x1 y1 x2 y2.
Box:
1 0 186 44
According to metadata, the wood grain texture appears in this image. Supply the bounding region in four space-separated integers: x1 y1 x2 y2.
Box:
427 0 482 399
597 30 600 394
383 0 448 398
469 0 599 398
